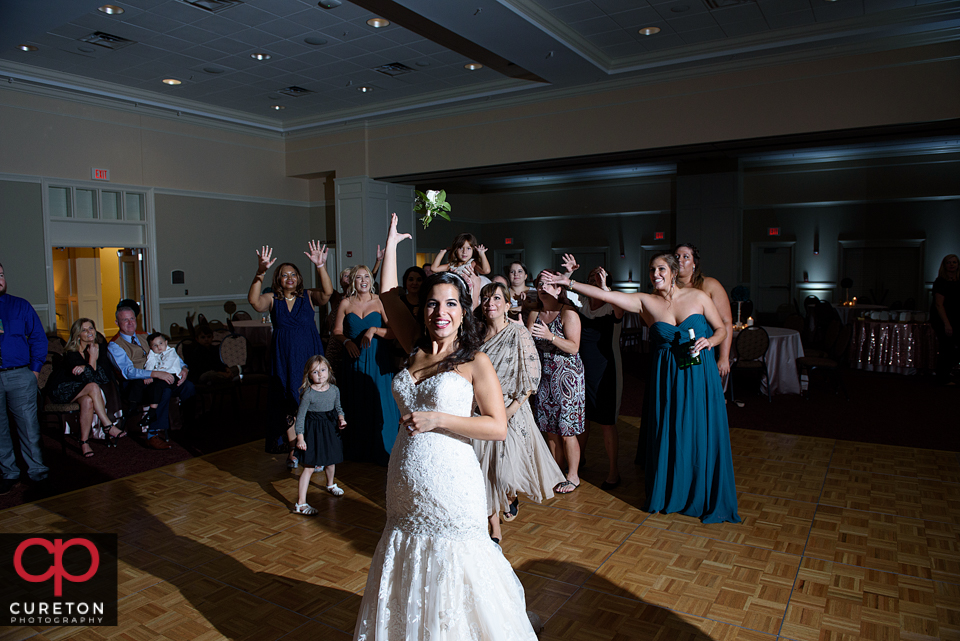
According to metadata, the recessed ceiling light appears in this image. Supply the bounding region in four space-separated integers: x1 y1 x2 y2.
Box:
318 0 341 8
271 105 285 110
98 5 124 14
77 46 97 53
162 78 182 85
18 44 38 52
366 17 390 28
639 26 661 36
415 60 430 67
358 86 373 93
251 53 271 61
202 66 225 74
304 36 328 46
464 63 483 71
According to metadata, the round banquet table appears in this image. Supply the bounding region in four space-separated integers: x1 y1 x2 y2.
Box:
732 326 805 395
832 303 888 325
851 319 937 375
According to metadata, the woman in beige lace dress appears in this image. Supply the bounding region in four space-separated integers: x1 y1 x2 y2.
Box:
475 282 566 542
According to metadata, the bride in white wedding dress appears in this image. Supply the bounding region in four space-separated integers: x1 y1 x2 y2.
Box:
353 216 538 641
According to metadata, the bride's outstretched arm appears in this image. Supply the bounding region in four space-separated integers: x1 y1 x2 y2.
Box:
379 213 419 352
400 353 507 441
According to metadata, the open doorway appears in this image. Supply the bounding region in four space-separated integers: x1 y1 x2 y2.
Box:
52 247 147 340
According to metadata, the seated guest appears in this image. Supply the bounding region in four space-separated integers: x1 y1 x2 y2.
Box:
49 318 126 457
108 306 194 450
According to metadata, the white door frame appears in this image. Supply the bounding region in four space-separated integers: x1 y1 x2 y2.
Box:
41 178 157 333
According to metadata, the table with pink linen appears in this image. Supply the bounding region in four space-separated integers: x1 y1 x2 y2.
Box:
851 319 937 375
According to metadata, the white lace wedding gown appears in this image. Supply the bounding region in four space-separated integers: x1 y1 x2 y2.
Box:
353 369 538 641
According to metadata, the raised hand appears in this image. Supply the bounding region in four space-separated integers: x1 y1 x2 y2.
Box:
304 241 328 268
256 246 276 274
561 253 580 275
596 267 609 291
476 244 488 254
377 245 385 261
540 271 570 288
386 213 412 246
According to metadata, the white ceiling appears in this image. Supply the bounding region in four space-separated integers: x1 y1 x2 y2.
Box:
1 0 958 134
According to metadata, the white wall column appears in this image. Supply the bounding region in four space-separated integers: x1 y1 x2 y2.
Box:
334 176 417 281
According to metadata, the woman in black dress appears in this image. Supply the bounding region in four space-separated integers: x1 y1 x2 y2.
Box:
49 318 125 457
933 253 960 383
574 265 624 489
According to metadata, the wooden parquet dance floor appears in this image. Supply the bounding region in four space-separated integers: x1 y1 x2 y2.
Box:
3 418 959 641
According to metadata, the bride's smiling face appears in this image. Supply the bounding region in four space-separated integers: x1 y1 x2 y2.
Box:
424 283 462 339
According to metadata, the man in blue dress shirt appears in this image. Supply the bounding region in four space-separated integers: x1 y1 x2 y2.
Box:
0 262 49 494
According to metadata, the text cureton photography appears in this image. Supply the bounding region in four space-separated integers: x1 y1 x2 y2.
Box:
0 533 118 626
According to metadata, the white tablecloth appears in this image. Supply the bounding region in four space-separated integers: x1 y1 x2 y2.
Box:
733 327 805 395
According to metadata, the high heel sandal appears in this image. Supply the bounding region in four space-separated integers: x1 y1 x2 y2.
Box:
103 424 126 448
79 439 95 458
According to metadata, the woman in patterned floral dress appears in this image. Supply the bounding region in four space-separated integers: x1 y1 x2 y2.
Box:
527 269 585 494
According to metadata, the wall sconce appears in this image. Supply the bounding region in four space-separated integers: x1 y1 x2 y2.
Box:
813 230 819 255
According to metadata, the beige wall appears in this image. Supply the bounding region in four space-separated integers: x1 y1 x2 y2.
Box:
0 89 307 202
0 180 46 308
286 42 960 180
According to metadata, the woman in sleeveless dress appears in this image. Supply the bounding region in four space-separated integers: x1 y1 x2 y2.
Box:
527 270 585 494
331 264 400 465
541 253 739 524
248 243 334 461
353 216 539 640
475 282 565 542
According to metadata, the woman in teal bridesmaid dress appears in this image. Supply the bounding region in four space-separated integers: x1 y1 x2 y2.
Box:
541 253 740 524
332 265 400 465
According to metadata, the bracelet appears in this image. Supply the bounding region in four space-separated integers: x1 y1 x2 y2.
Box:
567 280 576 291
550 335 555 343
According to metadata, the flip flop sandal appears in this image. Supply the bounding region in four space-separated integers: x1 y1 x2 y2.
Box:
554 480 579 494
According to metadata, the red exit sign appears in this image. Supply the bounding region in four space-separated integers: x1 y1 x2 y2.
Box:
768 227 780 236
654 231 664 240
504 238 513 245
92 168 110 181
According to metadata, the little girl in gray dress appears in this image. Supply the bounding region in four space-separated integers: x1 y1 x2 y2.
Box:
293 355 347 515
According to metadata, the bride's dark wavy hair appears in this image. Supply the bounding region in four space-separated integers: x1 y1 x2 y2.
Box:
408 272 485 374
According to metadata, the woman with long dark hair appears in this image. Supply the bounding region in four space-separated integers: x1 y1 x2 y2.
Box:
248 244 334 461
527 269 585 494
353 215 538 640
541 254 739 524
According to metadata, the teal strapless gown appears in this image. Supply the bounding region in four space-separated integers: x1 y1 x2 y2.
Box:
644 314 740 524
340 312 400 465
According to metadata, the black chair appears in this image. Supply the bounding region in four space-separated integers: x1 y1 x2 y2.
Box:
730 327 771 403
232 310 252 321
796 324 852 400
36 359 77 455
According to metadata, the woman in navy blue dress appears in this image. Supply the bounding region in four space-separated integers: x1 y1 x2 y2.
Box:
332 264 400 465
541 253 739 524
248 243 334 462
